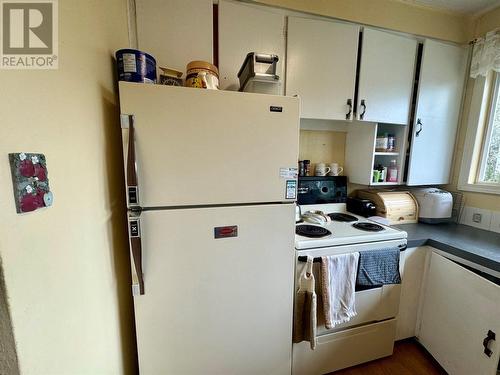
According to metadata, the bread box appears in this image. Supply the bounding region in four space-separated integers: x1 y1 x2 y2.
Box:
356 190 418 224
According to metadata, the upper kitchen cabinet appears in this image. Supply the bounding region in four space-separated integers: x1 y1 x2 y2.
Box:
357 28 417 124
218 0 285 92
135 0 213 72
286 17 359 120
406 40 467 185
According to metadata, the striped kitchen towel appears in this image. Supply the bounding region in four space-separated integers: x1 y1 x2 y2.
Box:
321 253 360 329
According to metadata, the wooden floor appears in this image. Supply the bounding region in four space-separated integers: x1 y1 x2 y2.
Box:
330 340 446 375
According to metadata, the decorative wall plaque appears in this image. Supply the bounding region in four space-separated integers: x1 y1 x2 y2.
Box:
9 153 53 213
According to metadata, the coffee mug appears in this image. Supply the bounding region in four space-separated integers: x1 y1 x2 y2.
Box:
328 163 344 176
315 163 331 176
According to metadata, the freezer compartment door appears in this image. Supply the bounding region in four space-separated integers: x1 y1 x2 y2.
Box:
119 82 300 207
133 204 295 374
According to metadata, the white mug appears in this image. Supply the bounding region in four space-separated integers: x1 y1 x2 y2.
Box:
328 163 344 176
314 163 331 176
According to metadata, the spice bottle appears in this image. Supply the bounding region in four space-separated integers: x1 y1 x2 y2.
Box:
303 160 311 176
298 161 305 177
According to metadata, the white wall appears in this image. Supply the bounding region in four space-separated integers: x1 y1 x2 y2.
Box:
0 259 19 375
0 0 136 374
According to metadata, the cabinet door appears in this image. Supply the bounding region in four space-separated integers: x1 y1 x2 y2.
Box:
136 0 213 72
407 40 467 185
357 28 417 124
286 17 359 120
396 246 428 340
418 252 500 375
218 0 285 92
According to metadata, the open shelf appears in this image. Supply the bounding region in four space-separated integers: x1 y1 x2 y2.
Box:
370 181 400 186
345 121 408 186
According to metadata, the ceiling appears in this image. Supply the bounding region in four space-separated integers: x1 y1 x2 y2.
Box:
402 0 500 15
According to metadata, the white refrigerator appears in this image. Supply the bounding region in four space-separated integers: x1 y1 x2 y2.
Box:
119 82 300 374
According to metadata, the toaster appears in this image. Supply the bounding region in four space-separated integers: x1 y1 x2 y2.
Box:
410 188 453 223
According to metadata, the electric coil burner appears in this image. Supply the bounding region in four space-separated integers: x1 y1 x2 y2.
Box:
328 213 358 222
352 222 385 232
296 224 331 238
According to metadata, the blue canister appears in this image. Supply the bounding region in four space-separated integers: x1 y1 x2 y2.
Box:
116 49 157 83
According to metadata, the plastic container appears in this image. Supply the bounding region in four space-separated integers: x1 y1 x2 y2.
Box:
387 160 399 182
115 49 157 83
237 53 280 94
185 61 219 89
241 78 281 95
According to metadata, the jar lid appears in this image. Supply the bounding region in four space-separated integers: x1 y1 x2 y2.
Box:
186 60 219 76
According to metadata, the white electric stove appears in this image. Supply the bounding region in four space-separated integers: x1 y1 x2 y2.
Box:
293 192 408 374
295 203 407 250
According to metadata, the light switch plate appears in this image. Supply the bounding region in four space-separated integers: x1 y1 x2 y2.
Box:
490 211 500 234
460 206 492 230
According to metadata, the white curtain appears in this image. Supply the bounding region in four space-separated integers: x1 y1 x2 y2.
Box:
470 29 500 78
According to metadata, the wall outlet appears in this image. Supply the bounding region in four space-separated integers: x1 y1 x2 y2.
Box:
460 206 492 230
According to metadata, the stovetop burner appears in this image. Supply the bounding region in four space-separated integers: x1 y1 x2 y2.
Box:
352 222 385 232
328 213 358 222
296 224 332 238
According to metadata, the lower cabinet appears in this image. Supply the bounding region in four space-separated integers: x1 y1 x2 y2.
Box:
417 251 500 375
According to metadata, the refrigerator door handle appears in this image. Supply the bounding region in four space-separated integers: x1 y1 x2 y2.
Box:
125 114 140 207
129 218 145 295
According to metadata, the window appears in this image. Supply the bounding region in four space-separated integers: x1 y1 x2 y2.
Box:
458 72 500 194
478 74 500 183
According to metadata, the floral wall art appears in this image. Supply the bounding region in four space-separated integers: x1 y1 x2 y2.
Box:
9 152 53 213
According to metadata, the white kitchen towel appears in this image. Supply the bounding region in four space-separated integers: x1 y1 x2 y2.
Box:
292 257 317 350
321 253 360 329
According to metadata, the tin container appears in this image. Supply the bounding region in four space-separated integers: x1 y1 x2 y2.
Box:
116 49 157 83
185 61 219 89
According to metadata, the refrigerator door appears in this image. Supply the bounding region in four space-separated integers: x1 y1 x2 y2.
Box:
119 82 300 208
131 204 295 374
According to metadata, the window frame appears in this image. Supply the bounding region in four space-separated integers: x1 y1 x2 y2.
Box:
477 73 500 184
458 71 500 195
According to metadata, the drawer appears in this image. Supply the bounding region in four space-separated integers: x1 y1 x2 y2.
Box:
292 319 396 375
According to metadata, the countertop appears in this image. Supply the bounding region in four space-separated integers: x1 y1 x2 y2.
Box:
393 222 500 273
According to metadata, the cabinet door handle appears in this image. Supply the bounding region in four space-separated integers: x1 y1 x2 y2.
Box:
483 330 496 357
360 100 366 120
346 99 352 120
416 118 423 137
